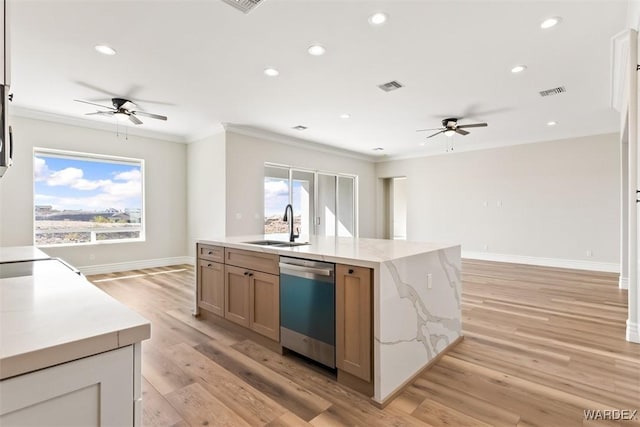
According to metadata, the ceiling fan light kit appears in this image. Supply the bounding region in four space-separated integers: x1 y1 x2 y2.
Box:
75 97 168 126
416 117 488 140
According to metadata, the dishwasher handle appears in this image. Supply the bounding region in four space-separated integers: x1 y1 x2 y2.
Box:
279 262 333 277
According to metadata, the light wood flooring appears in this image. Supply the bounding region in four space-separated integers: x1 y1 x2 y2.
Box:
88 260 640 426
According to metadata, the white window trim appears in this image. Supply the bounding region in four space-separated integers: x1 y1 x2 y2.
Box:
264 162 359 237
33 148 146 248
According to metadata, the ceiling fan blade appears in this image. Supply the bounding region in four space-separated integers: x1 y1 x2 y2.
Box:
132 110 167 121
416 127 444 132
457 123 487 129
426 130 445 139
455 128 470 136
75 99 116 110
85 111 115 116
129 114 143 125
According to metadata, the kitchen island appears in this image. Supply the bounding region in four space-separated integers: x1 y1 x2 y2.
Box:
196 235 462 405
0 247 150 425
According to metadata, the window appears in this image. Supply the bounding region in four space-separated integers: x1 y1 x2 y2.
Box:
264 164 357 237
33 149 144 246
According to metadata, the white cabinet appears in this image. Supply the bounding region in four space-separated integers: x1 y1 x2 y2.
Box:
0 344 142 426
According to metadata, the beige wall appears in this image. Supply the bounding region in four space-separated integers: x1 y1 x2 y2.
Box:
376 133 620 264
0 116 188 268
225 130 376 237
187 131 226 256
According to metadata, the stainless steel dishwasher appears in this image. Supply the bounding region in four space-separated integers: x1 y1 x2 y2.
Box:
279 256 335 368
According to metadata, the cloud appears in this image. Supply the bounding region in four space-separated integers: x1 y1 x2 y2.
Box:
34 158 142 211
47 167 84 186
34 157 50 182
264 179 288 199
114 169 141 182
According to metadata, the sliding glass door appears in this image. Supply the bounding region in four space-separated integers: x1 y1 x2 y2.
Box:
264 164 357 237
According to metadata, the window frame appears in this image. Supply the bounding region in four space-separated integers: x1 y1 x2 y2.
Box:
32 148 146 248
264 162 359 237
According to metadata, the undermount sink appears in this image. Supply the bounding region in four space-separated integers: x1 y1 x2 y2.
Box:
243 240 310 248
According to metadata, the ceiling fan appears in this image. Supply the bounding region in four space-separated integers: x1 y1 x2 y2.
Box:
74 98 168 125
417 118 487 139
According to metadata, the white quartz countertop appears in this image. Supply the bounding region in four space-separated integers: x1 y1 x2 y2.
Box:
198 235 458 267
0 258 150 380
0 246 50 263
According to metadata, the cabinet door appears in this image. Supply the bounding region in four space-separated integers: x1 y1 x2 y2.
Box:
250 271 280 341
198 260 224 316
225 264 251 327
0 346 133 426
336 264 372 382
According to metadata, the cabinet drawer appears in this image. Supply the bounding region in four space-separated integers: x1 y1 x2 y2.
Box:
225 248 279 275
198 244 224 262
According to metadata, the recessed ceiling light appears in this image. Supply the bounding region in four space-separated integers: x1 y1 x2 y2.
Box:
340 113 351 119
292 125 307 131
372 147 384 151
308 44 326 56
94 44 116 56
369 12 388 25
264 67 279 77
547 121 557 126
511 65 527 74
541 16 562 29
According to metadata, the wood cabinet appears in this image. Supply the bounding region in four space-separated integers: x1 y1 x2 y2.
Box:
249 271 280 341
336 264 372 382
197 244 281 342
198 260 225 316
196 244 225 317
224 265 251 327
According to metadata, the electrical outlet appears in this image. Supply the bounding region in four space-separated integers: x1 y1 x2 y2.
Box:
235 213 242 220
483 244 488 251
586 250 593 257
427 273 433 289
483 201 488 207
497 200 502 207
89 254 95 261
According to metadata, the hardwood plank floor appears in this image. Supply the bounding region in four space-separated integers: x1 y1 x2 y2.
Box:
88 260 640 426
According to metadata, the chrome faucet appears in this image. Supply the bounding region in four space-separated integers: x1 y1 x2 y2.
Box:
282 204 299 242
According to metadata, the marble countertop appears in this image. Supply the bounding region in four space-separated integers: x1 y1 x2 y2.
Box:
0 246 50 263
0 258 150 380
198 235 458 267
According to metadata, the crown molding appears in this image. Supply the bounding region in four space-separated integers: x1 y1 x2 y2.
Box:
185 124 226 143
376 131 619 163
222 123 377 163
9 105 190 143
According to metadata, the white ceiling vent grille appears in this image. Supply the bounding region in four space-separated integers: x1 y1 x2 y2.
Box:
539 86 566 97
378 81 404 92
221 0 264 14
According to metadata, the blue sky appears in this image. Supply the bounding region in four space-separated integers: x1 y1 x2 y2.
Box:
34 155 142 212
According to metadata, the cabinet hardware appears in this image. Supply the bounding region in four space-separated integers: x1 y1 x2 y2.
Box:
207 263 212 267
249 273 254 277
348 269 354 274
208 251 213 255
244 271 249 276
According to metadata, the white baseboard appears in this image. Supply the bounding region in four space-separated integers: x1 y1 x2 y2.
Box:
462 251 620 273
627 320 640 344
619 276 629 289
79 256 195 276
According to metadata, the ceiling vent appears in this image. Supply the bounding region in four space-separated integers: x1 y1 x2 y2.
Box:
220 0 264 14
539 86 566 97
378 81 404 92
292 125 308 131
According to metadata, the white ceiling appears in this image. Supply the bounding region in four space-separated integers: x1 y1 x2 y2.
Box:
9 0 627 158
